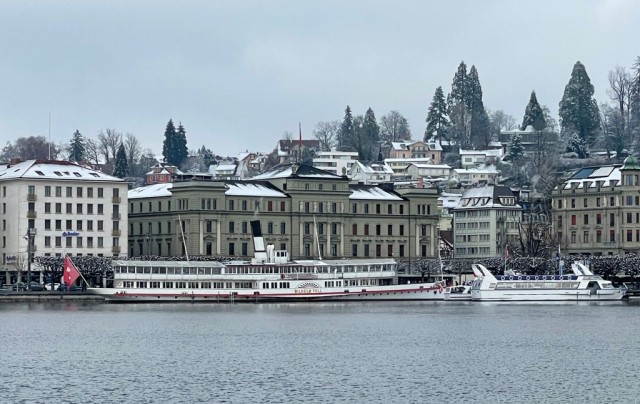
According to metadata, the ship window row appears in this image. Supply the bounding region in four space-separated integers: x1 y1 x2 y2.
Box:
114 266 222 275
495 282 580 289
123 281 253 289
263 282 291 289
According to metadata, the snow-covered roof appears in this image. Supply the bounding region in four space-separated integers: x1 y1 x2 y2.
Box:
409 163 451 169
349 186 404 201
454 186 520 210
352 161 393 174
0 160 123 182
438 192 462 209
453 166 500 175
561 165 621 190
385 158 432 163
128 183 173 199
253 164 342 180
460 149 503 158
225 182 287 198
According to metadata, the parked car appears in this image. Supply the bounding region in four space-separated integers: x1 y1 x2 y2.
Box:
11 282 27 291
28 282 44 291
58 283 79 292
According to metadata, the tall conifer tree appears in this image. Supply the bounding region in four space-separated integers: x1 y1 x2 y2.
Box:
113 143 129 178
425 86 449 142
559 61 601 157
521 91 546 131
162 119 177 164
68 130 86 162
339 106 355 151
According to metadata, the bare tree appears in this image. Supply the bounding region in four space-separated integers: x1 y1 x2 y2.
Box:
1 136 59 161
124 133 142 176
607 65 633 149
379 110 411 143
313 120 340 151
84 138 100 166
97 129 122 164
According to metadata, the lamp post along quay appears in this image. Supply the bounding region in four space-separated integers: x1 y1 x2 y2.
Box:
26 228 36 291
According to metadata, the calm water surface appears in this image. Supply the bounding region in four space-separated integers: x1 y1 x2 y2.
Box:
1 300 639 404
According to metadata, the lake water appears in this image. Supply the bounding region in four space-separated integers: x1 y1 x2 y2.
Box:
2 300 639 404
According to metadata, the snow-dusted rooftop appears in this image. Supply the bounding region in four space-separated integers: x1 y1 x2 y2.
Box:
561 165 621 190
128 183 173 199
453 166 500 174
225 182 287 198
349 185 403 201
253 164 342 180
0 160 122 182
454 186 520 210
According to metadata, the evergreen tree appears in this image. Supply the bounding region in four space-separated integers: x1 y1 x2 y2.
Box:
467 65 492 148
339 106 355 151
112 143 129 178
162 119 177 164
175 122 189 166
521 91 546 131
68 130 86 162
448 62 470 148
360 108 380 160
566 132 589 158
198 145 215 170
506 132 524 162
425 86 449 141
558 61 601 151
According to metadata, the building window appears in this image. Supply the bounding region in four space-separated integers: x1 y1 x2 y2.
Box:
387 205 392 214
352 203 357 214
387 225 392 235
364 224 369 236
66 237 72 248
280 222 286 234
609 214 615 227
352 224 357 235
376 244 381 257
242 221 248 234
627 230 633 242
241 242 248 256
596 230 602 243
98 220 103 231
45 186 51 197
267 222 273 234
364 244 370 257
364 204 369 214
399 244 405 257
596 214 602 225
609 230 615 242
331 223 337 235
229 243 235 255
610 197 615 207
583 215 588 225
376 204 381 214
304 222 311 235
66 187 72 197
280 201 286 211
387 245 393 257
558 216 563 227
399 225 404 236
376 225 381 236
352 244 358 257
583 198 588 208
55 237 62 248
228 221 235 233
571 215 576 226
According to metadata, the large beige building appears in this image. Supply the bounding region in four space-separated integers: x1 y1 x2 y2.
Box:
0 160 128 284
127 164 440 264
552 157 640 256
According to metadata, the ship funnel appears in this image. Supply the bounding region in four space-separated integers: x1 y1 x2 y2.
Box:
250 220 268 263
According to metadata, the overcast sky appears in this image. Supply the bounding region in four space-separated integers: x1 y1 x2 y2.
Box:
1 0 638 158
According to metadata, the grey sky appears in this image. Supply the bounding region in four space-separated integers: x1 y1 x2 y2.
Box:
1 0 638 158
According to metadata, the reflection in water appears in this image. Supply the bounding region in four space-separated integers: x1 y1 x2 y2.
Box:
1 300 639 403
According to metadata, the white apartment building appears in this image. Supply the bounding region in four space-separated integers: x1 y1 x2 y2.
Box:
451 186 522 260
0 160 128 284
349 161 394 184
312 150 359 176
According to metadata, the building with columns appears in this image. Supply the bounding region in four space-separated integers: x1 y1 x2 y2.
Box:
127 163 440 263
551 157 640 256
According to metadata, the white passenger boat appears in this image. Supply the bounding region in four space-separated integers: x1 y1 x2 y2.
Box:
89 221 447 302
470 262 626 301
443 284 472 301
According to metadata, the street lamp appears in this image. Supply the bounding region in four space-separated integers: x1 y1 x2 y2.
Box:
26 228 36 291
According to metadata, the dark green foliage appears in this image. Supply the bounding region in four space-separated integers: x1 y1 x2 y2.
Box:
162 119 176 163
359 107 380 160
506 132 524 162
425 86 449 141
467 66 492 148
162 119 188 166
521 91 546 131
566 132 589 158
448 62 470 148
68 130 86 162
338 106 355 151
198 145 215 170
558 61 601 150
112 143 128 178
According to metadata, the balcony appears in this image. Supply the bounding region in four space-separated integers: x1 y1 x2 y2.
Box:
111 213 121 220
112 246 121 254
27 193 37 202
27 210 37 219
112 196 121 203
112 229 121 237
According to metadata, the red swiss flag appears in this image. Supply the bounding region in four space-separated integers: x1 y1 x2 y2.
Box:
62 256 81 286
